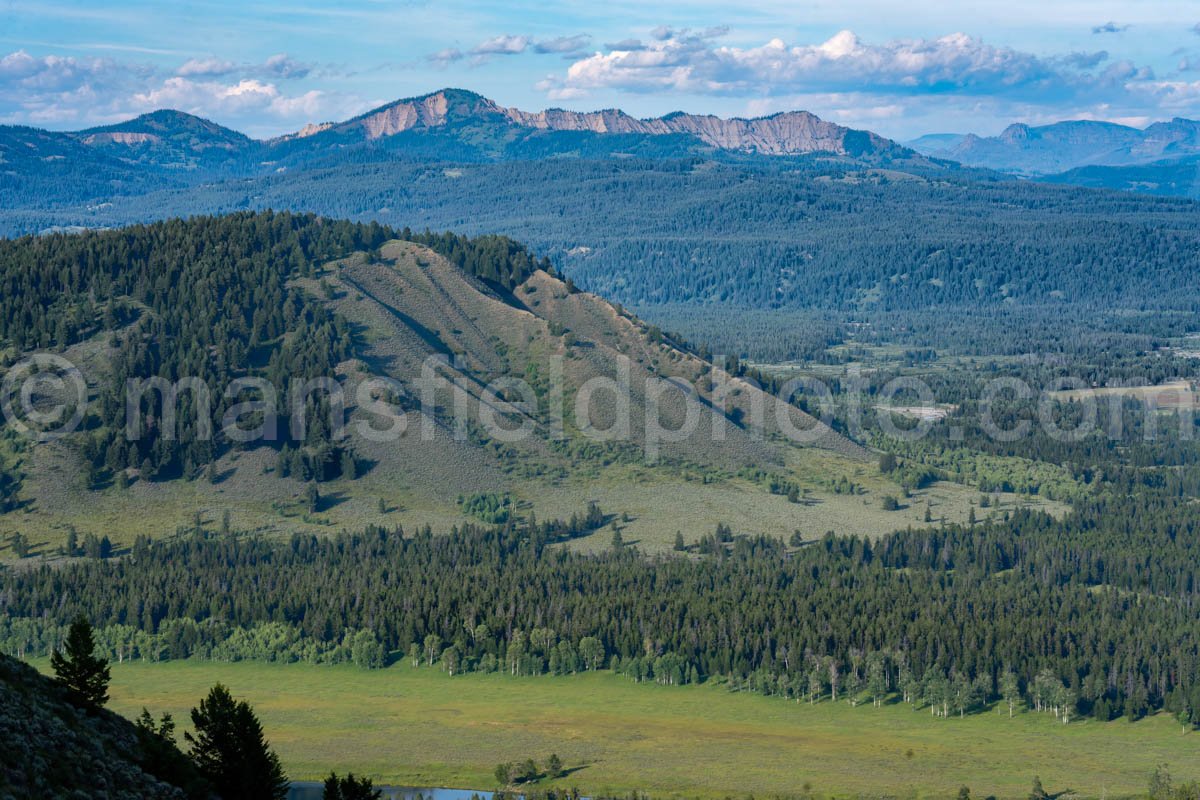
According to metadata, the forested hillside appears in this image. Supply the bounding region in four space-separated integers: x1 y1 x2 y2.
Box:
0 211 868 544
0 213 546 483
4 474 1200 726
11 155 1199 320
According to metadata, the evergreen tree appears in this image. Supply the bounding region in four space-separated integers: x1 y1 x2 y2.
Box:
611 525 624 550
50 617 110 707
186 684 288 800
323 772 382 800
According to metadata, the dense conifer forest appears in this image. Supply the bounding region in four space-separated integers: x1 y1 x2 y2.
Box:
3 476 1199 726
0 212 549 484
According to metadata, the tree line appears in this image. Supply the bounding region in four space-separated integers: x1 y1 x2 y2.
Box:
4 487 1200 725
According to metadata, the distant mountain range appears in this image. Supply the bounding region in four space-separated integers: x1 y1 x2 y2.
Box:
4 87 1200 326
291 88 904 157
8 90 1200 204
0 88 946 218
0 87 913 176
908 118 1200 184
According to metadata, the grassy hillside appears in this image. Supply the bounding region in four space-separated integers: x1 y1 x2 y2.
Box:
2 214 967 554
81 659 1197 799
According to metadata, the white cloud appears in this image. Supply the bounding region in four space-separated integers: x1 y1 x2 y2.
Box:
427 48 464 67
603 39 646 52
0 49 353 134
534 34 592 55
1059 51 1109 70
177 53 312 80
1092 22 1130 35
262 54 313 80
1136 78 1200 112
470 35 530 56
133 77 278 114
177 57 237 78
535 77 589 102
533 29 1199 138
547 30 1159 105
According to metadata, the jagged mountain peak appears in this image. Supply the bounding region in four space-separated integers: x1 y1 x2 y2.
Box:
311 88 907 158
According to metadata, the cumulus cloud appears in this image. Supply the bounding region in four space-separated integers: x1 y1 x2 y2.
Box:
176 53 313 80
262 54 313 80
1136 78 1200 112
604 39 646 52
533 29 1197 136
651 26 728 42
544 30 1154 105
177 57 237 78
534 34 592 54
470 35 530 56
1092 22 1130 35
1059 51 1109 70
0 48 353 133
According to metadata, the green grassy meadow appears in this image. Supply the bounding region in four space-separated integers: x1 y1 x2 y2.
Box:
51 659 1197 799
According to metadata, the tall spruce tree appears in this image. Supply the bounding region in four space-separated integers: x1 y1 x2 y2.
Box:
50 616 110 707
186 684 288 800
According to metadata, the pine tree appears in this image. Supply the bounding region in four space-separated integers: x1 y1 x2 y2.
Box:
323 771 382 800
187 684 288 800
51 617 110 707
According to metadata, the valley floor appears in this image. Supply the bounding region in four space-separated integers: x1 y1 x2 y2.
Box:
7 445 1065 558
47 659 1198 799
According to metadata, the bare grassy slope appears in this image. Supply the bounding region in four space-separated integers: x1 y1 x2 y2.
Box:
321 241 867 468
9 241 884 551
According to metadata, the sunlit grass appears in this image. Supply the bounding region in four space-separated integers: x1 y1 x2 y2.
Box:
46 659 1198 799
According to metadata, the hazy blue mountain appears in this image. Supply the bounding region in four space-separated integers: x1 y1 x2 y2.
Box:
0 88 935 211
905 132 967 152
1044 155 1200 198
76 109 257 170
910 118 1200 176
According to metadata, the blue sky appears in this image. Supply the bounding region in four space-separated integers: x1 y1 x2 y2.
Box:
2 0 1200 139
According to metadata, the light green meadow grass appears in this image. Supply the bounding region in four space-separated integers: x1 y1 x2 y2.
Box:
37 659 1197 799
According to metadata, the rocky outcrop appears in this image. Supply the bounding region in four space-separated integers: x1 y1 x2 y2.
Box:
327 88 903 157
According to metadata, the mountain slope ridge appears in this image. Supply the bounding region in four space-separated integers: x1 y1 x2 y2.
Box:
910 117 1200 175
307 87 906 157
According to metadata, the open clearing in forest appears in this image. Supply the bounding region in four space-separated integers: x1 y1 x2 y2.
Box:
1 447 1064 559
1051 379 1198 409
52 659 1199 799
